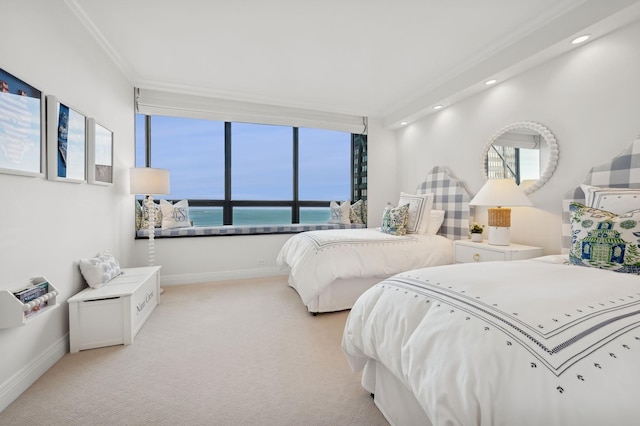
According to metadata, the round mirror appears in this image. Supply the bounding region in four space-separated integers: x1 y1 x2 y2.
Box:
482 121 558 194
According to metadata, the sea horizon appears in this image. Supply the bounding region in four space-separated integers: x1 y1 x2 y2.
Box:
188 206 331 226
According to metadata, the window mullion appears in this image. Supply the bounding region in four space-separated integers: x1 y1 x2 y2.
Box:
224 122 232 225
292 127 299 223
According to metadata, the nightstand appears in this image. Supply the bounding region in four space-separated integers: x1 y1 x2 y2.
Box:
453 239 543 263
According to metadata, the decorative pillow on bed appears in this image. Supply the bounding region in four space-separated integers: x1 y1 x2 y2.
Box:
380 203 410 236
426 209 446 234
349 199 365 224
398 192 434 234
581 184 640 214
160 199 191 230
328 201 351 225
78 252 121 288
568 202 640 274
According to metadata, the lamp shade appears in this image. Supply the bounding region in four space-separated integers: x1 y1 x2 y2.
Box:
469 178 532 207
129 167 170 195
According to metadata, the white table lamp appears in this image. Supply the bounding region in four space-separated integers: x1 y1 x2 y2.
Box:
130 167 170 266
469 178 532 246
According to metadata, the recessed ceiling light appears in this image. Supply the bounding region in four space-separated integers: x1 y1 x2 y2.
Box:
571 34 590 44
485 79 497 86
433 105 443 110
400 121 408 126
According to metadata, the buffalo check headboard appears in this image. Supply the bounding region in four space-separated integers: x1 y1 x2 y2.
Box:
417 166 472 240
561 136 640 253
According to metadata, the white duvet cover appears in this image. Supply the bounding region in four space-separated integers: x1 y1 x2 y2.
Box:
276 228 452 306
342 257 640 425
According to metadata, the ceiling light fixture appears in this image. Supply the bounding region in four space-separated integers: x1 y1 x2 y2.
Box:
485 79 497 86
433 105 443 110
571 34 590 44
400 121 408 126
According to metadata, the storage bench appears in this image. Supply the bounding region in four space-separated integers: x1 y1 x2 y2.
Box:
68 266 161 353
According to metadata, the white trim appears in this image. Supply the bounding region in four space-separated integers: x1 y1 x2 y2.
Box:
136 88 368 134
160 266 286 286
0 334 68 412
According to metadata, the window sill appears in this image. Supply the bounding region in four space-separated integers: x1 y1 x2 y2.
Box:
135 223 367 239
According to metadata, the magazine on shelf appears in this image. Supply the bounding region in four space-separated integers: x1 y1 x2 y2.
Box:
13 281 49 317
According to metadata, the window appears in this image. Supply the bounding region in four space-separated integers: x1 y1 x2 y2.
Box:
136 115 367 230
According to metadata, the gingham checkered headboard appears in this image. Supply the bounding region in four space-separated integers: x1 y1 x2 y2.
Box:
417 166 471 240
561 136 640 253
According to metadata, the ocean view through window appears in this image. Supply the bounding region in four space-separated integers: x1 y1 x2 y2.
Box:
135 114 366 233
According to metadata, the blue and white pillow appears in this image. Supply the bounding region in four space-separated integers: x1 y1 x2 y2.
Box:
380 203 410 236
160 199 191 229
328 201 351 225
569 202 640 274
349 199 365 224
78 252 121 288
581 184 640 214
398 192 434 234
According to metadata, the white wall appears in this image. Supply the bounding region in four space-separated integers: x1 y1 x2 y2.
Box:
396 20 640 254
0 0 134 410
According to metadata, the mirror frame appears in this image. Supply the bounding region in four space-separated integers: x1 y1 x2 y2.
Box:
482 121 558 194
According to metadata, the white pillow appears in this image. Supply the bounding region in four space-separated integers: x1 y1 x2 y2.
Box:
78 252 121 289
581 184 640 214
160 199 191 229
398 192 434 234
426 209 445 234
328 200 351 225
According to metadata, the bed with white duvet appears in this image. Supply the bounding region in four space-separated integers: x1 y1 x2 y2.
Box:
277 166 471 314
342 256 640 425
342 137 640 425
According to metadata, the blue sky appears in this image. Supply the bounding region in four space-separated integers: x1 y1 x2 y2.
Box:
135 115 351 201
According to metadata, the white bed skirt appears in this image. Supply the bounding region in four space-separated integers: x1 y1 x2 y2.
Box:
362 359 432 426
289 275 387 313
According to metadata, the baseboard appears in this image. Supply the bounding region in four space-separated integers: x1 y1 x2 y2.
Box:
0 333 68 412
161 266 287 286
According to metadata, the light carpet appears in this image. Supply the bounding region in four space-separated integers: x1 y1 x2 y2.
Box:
1 276 388 426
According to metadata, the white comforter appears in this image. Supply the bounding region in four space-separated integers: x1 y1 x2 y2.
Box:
276 228 452 306
342 257 640 426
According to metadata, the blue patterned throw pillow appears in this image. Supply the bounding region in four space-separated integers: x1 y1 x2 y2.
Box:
380 203 410 236
78 252 122 288
569 202 640 274
349 199 364 224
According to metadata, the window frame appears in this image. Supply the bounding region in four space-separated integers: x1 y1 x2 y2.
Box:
137 115 366 231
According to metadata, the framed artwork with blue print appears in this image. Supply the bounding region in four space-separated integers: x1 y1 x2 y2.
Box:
0 68 45 177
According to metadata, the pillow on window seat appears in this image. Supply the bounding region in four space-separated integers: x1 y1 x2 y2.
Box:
349 199 365 224
160 199 191 229
328 201 351 225
136 199 162 230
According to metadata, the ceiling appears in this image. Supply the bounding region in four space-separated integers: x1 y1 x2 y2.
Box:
67 0 640 128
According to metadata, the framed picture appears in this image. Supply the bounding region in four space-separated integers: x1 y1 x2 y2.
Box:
87 118 113 185
0 68 45 177
46 95 86 183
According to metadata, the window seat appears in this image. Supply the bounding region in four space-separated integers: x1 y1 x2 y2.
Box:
135 223 367 239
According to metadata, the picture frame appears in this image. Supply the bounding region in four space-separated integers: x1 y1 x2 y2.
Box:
0 68 45 177
46 95 86 183
87 118 113 185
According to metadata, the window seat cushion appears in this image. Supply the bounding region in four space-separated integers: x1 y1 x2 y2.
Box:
136 223 367 238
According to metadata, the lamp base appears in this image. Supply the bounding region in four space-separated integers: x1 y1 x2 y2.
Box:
488 226 510 246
